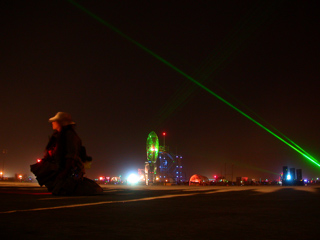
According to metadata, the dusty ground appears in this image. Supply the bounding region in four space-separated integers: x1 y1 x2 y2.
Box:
0 182 319 239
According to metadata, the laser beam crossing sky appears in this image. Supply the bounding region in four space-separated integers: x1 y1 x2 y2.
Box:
69 0 320 169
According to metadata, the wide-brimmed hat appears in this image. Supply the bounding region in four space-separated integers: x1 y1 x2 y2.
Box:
48 112 75 126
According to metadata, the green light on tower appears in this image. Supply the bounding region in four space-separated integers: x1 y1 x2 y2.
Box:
146 131 159 164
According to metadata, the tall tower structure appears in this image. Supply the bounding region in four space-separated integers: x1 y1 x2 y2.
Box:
290 168 296 180
282 166 288 180
145 131 159 185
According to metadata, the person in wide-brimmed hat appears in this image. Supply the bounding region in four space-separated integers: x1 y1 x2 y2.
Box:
49 112 75 126
30 112 103 195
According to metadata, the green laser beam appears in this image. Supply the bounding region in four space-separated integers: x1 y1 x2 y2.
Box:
216 88 316 161
154 1 281 128
204 82 316 162
68 0 320 168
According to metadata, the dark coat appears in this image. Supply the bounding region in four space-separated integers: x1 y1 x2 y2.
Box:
31 124 103 195
46 125 83 173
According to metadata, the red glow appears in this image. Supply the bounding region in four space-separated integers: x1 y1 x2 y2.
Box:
37 159 41 163
163 132 166 136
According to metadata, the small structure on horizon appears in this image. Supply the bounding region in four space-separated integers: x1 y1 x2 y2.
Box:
189 174 209 186
282 166 303 186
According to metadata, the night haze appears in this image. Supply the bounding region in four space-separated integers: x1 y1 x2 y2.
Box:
1 0 319 181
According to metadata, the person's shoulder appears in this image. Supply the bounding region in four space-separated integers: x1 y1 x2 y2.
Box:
64 126 80 139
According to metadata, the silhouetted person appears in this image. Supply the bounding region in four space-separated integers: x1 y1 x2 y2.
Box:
31 112 103 195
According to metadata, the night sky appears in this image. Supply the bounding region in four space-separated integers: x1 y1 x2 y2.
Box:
1 0 319 180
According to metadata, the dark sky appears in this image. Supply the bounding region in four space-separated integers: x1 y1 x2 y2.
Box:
1 0 319 180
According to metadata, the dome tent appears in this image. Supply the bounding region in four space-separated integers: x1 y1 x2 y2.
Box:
189 174 209 186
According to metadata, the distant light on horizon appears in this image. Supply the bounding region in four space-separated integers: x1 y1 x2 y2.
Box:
127 173 139 184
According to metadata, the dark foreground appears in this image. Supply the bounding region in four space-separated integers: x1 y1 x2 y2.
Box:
0 183 319 240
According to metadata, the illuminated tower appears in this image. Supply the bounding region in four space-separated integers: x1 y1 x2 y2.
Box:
282 166 288 181
296 169 302 181
145 131 159 185
290 168 296 180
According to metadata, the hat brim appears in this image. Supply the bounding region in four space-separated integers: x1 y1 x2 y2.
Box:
48 117 59 122
49 118 75 125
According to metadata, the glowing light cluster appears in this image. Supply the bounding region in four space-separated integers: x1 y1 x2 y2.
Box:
127 174 139 184
146 131 159 164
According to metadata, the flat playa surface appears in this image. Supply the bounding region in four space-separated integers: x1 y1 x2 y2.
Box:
0 182 319 239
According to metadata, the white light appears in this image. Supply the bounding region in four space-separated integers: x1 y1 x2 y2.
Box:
127 174 139 184
286 174 291 180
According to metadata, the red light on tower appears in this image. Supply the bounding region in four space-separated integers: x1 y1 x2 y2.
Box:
162 132 166 151
37 159 41 163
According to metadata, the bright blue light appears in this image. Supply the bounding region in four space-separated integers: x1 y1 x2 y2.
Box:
286 174 291 180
